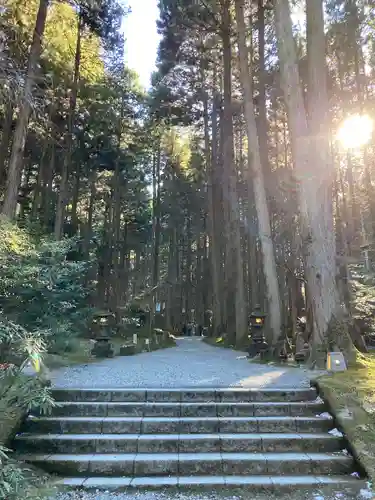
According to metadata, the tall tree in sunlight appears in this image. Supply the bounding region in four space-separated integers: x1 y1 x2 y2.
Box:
275 0 352 365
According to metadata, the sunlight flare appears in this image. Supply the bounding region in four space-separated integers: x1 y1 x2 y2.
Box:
337 114 373 149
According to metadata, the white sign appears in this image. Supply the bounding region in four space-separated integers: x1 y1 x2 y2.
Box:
145 338 150 345
326 352 347 372
133 334 138 344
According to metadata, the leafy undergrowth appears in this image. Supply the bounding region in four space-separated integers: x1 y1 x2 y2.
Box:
0 451 55 500
316 353 375 484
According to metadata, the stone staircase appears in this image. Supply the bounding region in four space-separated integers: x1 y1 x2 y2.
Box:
13 386 365 493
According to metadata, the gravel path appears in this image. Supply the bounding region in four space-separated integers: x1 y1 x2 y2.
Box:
50 337 315 388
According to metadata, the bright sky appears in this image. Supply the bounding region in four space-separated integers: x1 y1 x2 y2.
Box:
122 0 161 89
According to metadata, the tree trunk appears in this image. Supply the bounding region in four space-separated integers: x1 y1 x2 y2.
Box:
2 0 49 218
275 0 350 365
235 0 282 348
54 13 82 239
221 0 247 344
202 65 221 336
0 101 14 188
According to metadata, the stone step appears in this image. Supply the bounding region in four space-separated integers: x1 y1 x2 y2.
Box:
46 401 325 418
14 432 344 454
16 451 354 477
51 387 317 403
52 475 367 493
24 415 334 434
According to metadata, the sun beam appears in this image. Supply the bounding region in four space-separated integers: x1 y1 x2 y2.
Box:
337 114 373 150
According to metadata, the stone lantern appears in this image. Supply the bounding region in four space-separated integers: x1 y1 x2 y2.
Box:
247 305 268 358
91 311 115 358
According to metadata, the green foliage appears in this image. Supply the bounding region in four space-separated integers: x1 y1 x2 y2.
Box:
0 444 52 500
0 219 94 357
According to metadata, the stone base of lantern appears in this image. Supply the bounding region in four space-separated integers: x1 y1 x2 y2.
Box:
91 340 114 358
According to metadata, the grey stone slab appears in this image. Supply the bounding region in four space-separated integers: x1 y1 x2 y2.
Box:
17 452 52 462
271 475 321 490
14 435 55 454
180 390 216 402
95 435 139 453
289 402 325 416
295 434 344 453
180 403 217 417
216 403 254 417
255 389 292 402
269 388 317 402
257 416 298 432
62 417 104 434
101 417 142 434
106 403 143 417
253 402 292 417
34 454 93 476
141 417 180 434
178 434 221 452
52 390 112 402
306 452 354 474
315 475 368 487
223 475 273 487
52 477 87 487
295 416 333 433
266 452 312 474
110 390 146 402
217 389 253 402
137 435 179 453
130 476 179 487
89 453 136 476
178 452 222 475
26 417 104 434
56 438 97 454
143 403 181 417
83 477 132 488
133 453 178 476
260 433 303 452
178 476 226 486
221 452 267 475
220 434 262 452
147 390 181 402
179 417 219 433
53 403 108 417
218 417 258 433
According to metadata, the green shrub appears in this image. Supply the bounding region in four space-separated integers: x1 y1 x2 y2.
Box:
0 444 52 500
0 219 95 357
